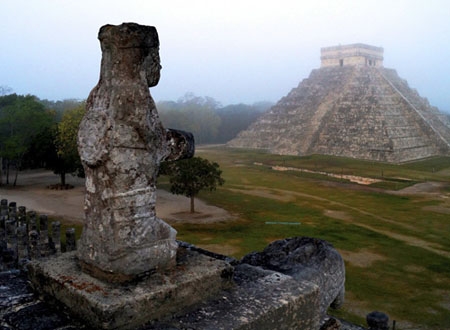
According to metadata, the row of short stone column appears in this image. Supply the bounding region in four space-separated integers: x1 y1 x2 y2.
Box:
0 199 77 270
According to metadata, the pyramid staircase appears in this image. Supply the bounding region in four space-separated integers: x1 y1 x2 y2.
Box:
228 66 450 163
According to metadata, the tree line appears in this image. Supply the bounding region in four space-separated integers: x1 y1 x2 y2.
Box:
0 93 84 186
158 93 271 144
0 91 271 186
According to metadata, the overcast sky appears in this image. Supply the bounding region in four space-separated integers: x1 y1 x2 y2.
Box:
1 0 449 112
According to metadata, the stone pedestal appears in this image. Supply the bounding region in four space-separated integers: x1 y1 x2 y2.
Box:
27 244 323 330
152 263 321 330
27 245 233 330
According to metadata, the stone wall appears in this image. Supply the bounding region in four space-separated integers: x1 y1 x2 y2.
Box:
0 199 76 271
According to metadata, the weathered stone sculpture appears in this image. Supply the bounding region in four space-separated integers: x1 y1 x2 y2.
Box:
366 311 390 330
77 23 194 281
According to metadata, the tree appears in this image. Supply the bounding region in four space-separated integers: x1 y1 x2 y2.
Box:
161 157 225 213
22 123 58 169
158 94 272 144
0 86 13 96
53 103 85 186
213 102 270 143
0 94 54 185
158 93 221 144
39 98 84 122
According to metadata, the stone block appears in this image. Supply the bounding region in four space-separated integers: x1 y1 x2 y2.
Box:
151 263 320 330
241 237 345 320
27 246 233 330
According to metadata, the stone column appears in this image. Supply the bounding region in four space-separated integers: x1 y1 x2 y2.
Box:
0 199 8 217
39 215 49 256
5 215 17 262
17 206 26 226
65 228 76 252
28 211 37 231
367 311 389 330
77 23 194 282
0 218 5 251
2 203 17 268
17 223 29 261
52 221 61 253
8 202 17 218
29 230 40 260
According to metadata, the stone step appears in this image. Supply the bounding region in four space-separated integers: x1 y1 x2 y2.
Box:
27 247 234 330
229 65 450 162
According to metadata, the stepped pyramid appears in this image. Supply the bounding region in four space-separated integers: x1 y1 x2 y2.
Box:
228 44 450 163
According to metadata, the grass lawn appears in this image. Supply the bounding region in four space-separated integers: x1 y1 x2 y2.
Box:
167 146 450 330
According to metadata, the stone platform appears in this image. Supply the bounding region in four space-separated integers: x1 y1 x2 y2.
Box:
26 243 324 330
27 246 234 330
151 263 321 329
1 268 367 330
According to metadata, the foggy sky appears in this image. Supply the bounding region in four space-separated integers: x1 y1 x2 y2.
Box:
1 0 449 112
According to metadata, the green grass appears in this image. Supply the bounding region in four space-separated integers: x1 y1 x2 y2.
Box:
172 147 450 329
45 147 448 329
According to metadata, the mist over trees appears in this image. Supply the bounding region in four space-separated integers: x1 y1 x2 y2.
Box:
214 101 272 143
158 93 221 144
38 98 87 123
158 93 271 144
0 90 271 185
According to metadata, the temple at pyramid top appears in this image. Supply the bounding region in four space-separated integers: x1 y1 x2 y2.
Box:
321 43 384 68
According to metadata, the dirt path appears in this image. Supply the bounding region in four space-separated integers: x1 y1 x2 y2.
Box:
2 170 448 258
0 170 232 224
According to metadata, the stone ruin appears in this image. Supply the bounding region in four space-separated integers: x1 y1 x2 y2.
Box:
12 23 354 329
228 43 450 163
1 203 387 330
76 23 194 282
0 199 77 271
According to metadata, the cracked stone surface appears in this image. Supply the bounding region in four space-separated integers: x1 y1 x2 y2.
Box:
77 23 193 281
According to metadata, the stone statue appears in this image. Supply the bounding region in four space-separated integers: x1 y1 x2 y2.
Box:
77 23 194 282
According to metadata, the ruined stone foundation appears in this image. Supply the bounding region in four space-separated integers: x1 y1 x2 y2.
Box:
27 238 346 330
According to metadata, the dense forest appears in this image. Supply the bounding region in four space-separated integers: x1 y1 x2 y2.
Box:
0 90 271 185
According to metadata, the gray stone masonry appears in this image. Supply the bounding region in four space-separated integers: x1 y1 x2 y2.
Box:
150 263 320 330
366 311 389 330
27 245 234 330
2 244 367 330
228 65 450 163
77 23 194 282
241 237 346 320
0 198 75 271
26 238 350 330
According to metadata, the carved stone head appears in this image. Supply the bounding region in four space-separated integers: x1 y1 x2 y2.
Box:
97 23 161 86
